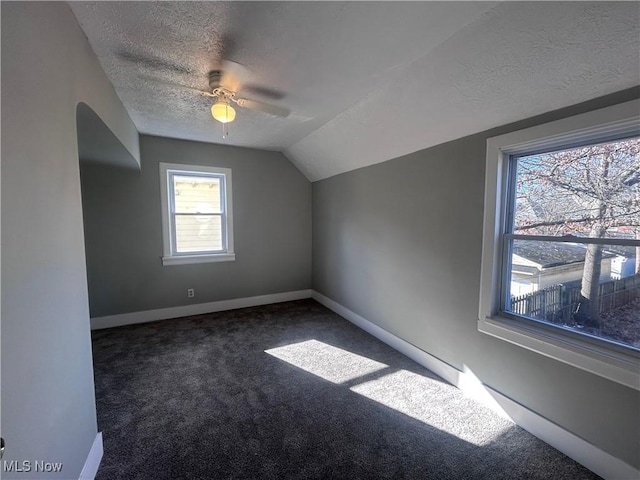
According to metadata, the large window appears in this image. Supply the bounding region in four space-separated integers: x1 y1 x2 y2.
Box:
479 100 640 389
159 163 234 266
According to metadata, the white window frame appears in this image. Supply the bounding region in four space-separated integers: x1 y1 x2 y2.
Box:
159 162 235 266
479 100 640 390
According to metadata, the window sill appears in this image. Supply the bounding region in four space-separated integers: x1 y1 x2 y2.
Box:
162 253 236 266
479 314 640 390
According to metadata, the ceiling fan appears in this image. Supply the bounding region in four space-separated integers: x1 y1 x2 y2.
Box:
151 60 290 138
205 66 289 120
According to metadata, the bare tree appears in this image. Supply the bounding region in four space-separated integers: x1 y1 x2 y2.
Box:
514 138 640 327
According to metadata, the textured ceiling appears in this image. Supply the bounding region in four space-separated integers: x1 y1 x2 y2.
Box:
69 2 639 181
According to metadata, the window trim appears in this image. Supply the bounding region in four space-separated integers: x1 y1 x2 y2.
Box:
479 100 640 390
159 162 235 266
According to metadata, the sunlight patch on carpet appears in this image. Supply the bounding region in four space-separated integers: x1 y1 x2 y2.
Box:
265 339 388 384
267 339 513 447
350 369 513 446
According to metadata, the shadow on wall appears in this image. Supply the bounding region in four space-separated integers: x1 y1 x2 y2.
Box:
76 102 142 319
77 102 139 170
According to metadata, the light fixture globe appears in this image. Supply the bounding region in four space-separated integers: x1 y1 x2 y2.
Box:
211 100 236 123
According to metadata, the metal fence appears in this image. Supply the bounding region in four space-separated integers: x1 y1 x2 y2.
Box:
510 273 640 324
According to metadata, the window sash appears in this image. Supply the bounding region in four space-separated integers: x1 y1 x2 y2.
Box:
499 235 640 353
500 234 640 316
504 234 640 246
171 213 224 254
167 171 228 255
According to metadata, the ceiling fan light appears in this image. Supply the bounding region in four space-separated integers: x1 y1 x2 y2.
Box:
211 101 236 123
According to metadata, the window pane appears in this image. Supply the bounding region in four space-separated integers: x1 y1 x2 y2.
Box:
513 138 640 238
173 175 221 214
507 239 640 349
175 214 223 253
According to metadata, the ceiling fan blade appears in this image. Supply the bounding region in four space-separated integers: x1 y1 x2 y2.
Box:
242 84 286 100
118 49 192 75
217 35 238 66
138 75 215 97
235 98 290 118
210 59 251 92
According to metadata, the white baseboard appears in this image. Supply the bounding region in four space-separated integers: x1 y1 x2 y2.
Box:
78 432 102 480
311 290 639 480
91 290 312 330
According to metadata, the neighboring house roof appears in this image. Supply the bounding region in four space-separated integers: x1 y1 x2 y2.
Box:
605 245 637 258
512 240 615 269
602 231 638 259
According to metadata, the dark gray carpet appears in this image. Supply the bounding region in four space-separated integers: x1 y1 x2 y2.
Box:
92 299 600 479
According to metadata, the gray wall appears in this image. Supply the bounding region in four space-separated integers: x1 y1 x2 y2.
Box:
3 2 636 476
1 3 139 479
80 135 312 318
312 88 640 469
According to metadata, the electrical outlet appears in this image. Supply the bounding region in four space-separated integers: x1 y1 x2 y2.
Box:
187 288 195 298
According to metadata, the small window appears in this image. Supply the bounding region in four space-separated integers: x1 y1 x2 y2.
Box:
479 100 640 389
159 163 234 266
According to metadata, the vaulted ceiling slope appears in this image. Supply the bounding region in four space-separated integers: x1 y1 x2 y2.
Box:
69 2 639 181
